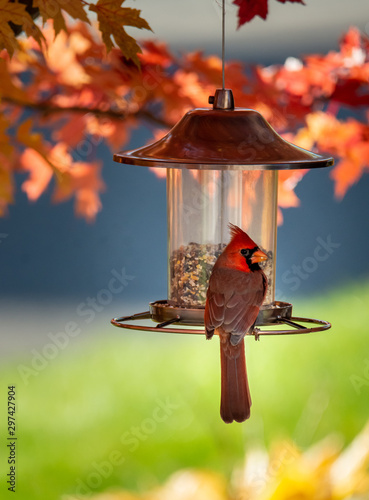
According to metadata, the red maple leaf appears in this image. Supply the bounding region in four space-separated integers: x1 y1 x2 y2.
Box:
234 0 305 28
234 0 268 27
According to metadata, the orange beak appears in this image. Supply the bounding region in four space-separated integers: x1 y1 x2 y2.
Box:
251 249 268 264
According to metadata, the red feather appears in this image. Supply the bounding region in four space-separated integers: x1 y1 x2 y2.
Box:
205 224 267 423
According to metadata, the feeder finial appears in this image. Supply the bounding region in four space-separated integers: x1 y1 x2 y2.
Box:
208 89 234 110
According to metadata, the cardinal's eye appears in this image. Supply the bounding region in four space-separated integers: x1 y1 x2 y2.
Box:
240 248 250 257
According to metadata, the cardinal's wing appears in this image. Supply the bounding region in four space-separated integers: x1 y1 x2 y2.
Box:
205 268 267 343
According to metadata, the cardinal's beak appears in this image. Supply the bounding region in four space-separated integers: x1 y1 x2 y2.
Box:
251 249 268 264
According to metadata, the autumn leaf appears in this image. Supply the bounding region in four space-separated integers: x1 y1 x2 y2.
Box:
74 188 102 222
20 147 53 201
17 119 50 162
17 119 67 199
184 52 223 87
139 40 173 68
331 157 365 199
50 143 104 222
0 57 31 105
0 112 12 156
234 0 305 28
89 0 152 67
233 0 268 27
17 118 69 181
0 164 13 215
20 141 104 222
290 111 369 199
277 169 306 224
23 21 46 51
34 0 90 37
0 113 14 215
85 114 134 151
0 0 45 56
330 134 369 199
43 30 91 87
55 114 87 148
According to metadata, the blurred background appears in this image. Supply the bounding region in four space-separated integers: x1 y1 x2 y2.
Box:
1 1 369 499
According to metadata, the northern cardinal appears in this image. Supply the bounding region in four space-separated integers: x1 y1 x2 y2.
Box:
205 224 268 423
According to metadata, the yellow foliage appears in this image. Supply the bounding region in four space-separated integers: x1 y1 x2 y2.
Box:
68 423 369 500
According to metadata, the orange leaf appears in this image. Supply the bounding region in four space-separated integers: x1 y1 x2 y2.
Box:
75 189 102 222
140 40 173 68
293 112 369 199
50 143 105 222
184 52 222 86
20 147 53 201
0 112 14 214
17 121 105 221
0 0 45 56
277 170 307 224
34 0 90 37
278 170 305 208
44 30 91 87
89 0 152 67
55 114 87 148
0 111 13 157
0 57 31 104
85 114 134 151
0 157 14 215
16 119 53 169
331 144 369 198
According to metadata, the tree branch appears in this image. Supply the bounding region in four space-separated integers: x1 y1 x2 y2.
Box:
1 97 171 129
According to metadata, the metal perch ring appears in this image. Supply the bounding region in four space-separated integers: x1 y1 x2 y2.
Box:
111 311 331 340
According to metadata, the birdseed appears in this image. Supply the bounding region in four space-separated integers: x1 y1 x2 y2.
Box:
169 242 225 308
169 242 273 308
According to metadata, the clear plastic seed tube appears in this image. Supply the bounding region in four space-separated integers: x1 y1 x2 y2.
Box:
167 167 277 308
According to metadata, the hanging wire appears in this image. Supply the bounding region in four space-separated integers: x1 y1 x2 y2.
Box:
222 0 225 88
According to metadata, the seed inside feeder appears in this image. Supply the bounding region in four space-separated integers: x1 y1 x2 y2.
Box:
169 242 273 308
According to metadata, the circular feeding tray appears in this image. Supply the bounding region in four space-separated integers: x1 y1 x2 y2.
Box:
111 300 331 339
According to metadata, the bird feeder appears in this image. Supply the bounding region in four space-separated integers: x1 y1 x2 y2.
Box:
111 88 333 338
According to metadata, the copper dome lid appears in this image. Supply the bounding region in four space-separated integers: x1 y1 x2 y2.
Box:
113 89 334 171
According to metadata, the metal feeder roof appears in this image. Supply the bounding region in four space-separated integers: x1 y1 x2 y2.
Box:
114 89 334 171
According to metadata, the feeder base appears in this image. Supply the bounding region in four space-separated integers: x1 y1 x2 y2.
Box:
149 300 292 326
111 300 331 339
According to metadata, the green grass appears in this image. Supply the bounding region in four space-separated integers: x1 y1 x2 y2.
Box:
1 281 369 499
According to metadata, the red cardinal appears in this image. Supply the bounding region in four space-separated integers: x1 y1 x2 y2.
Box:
205 224 268 423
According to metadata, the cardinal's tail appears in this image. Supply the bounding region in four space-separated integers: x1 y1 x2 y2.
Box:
219 333 251 423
